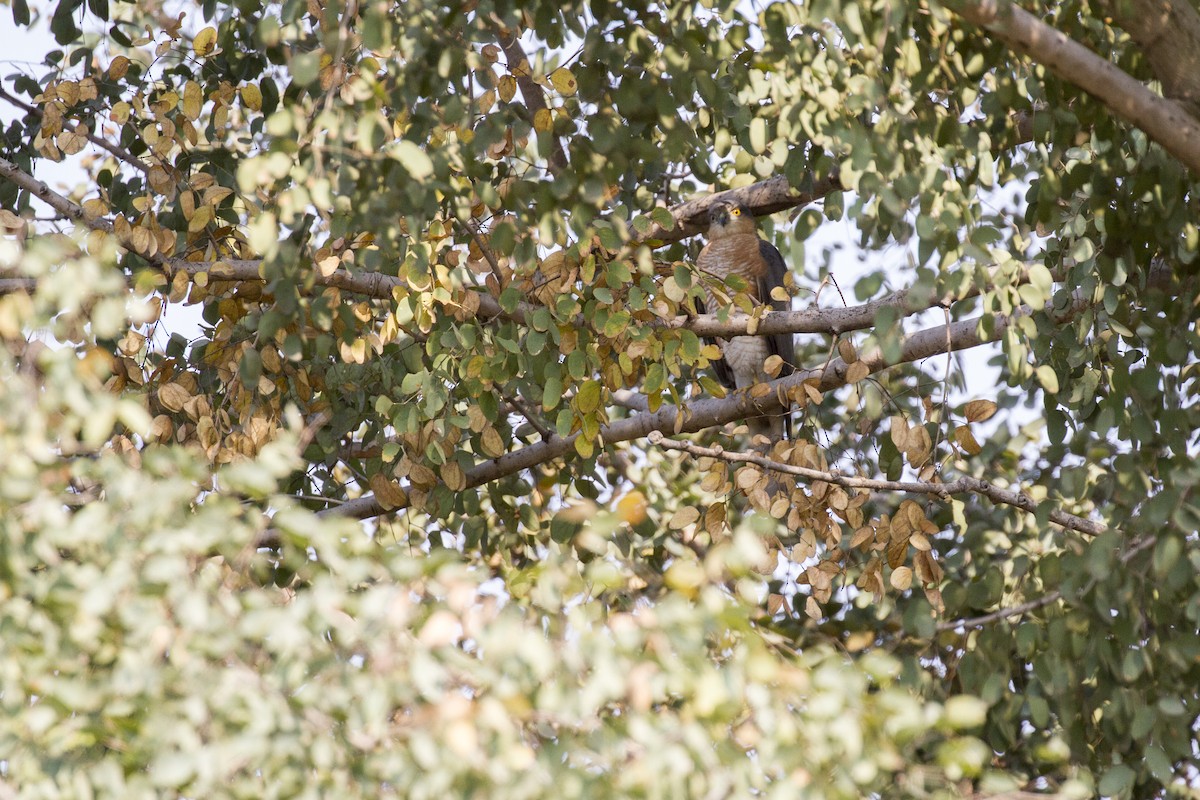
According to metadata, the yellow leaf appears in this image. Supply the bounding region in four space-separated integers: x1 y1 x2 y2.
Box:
183 80 202 121
764 354 784 377
193 26 218 57
109 56 131 80
616 490 648 525
240 83 263 111
548 67 577 95
890 566 913 591
533 108 553 132
573 435 594 459
187 204 213 233
963 398 998 423
575 380 602 413
56 80 79 105
498 74 517 103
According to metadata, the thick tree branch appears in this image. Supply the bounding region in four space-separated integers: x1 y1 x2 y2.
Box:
495 28 568 174
675 262 1036 338
1097 0 1200 117
316 297 1085 525
948 0 1200 173
638 172 843 247
647 433 1105 537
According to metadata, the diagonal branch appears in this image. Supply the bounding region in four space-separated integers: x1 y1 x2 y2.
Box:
948 0 1200 173
313 296 1086 525
647 433 1105 537
495 27 569 174
1096 0 1200 117
0 84 151 175
936 534 1156 631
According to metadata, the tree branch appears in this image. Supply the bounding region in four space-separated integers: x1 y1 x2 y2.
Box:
495 27 568 173
313 296 1086 526
1097 0 1200 117
0 84 151 175
674 262 1036 338
948 0 1200 174
636 172 843 247
647 433 1105 537
936 535 1155 631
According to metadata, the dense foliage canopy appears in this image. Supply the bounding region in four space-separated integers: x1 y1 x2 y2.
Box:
1 0 1199 796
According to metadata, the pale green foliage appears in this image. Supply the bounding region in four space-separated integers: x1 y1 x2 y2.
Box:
0 246 1004 798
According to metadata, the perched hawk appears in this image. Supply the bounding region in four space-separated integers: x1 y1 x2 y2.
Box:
697 202 796 440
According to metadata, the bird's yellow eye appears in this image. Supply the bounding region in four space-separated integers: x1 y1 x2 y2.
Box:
730 208 741 217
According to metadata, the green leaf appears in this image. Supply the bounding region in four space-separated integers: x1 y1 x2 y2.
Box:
1098 764 1135 797
390 141 434 181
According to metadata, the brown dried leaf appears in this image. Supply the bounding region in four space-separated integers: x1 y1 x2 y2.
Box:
850 526 874 549
963 399 998 423
668 506 700 530
889 415 909 451
407 462 438 488
704 502 726 534
804 595 822 620
837 338 858 363
845 361 870 384
157 382 191 412
369 473 407 509
480 427 505 458
954 424 982 455
735 467 762 490
886 535 908 569
441 461 466 492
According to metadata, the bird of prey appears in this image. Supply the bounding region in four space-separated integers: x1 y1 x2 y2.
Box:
696 201 796 441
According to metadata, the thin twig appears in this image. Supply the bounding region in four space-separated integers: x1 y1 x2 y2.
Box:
0 84 151 174
936 535 1157 631
647 432 1106 537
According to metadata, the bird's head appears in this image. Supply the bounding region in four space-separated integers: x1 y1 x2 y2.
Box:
706 201 756 236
